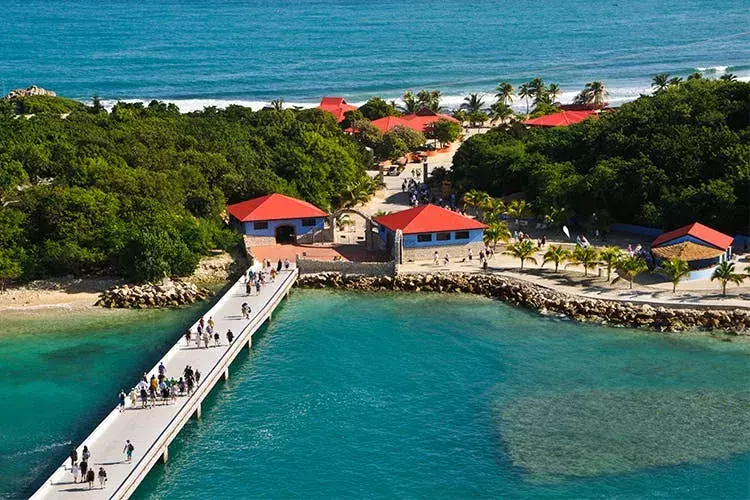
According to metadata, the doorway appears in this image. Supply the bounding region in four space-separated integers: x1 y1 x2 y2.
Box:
275 225 296 243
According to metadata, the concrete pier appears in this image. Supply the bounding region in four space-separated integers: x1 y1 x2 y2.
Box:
31 267 298 499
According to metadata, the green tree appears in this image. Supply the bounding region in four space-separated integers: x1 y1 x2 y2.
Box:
270 98 284 111
389 126 425 152
517 83 532 114
612 255 648 289
400 90 419 114
359 97 399 120
506 199 530 221
574 81 608 106
0 248 22 290
652 73 670 93
479 197 506 222
428 119 461 147
495 82 514 105
376 132 409 160
567 245 599 276
687 72 702 81
719 73 737 81
462 189 491 216
597 246 622 281
658 257 690 293
461 93 485 113
489 102 514 124
483 221 511 249
503 239 538 269
542 245 571 272
416 90 441 112
547 83 561 103
710 261 744 296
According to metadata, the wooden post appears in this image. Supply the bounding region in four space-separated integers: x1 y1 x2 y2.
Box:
161 446 169 464
223 368 229 381
193 403 201 420
247 336 252 350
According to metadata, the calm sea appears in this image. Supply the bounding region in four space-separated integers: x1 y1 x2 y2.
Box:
1 0 748 110
2 291 749 499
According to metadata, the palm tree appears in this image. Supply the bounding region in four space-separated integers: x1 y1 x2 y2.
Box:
479 197 506 222
547 83 561 103
542 245 571 273
597 247 622 282
461 93 485 113
495 82 514 105
483 221 511 250
720 73 737 82
659 257 690 293
612 255 648 289
711 261 744 296
503 239 538 270
506 199 530 222
417 90 441 112
567 246 599 277
335 214 355 232
668 76 683 87
489 102 514 125
687 72 703 81
462 190 491 216
518 83 532 114
373 209 390 218
401 90 419 114
270 98 284 110
652 73 670 93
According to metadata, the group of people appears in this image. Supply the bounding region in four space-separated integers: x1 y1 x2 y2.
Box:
402 178 431 207
185 316 231 349
68 446 107 489
432 245 496 270
514 231 548 249
245 258 290 296
123 362 200 410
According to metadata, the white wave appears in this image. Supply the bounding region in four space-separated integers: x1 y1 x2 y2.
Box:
696 65 728 73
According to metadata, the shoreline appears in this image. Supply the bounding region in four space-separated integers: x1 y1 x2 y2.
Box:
296 272 750 335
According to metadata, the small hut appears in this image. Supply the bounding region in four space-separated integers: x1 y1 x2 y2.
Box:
651 222 734 279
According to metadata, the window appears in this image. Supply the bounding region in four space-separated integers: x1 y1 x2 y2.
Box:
302 218 317 227
454 231 470 240
436 232 451 241
417 234 433 242
254 221 268 230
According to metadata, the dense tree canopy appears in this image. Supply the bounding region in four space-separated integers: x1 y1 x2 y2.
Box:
0 98 370 282
452 79 749 234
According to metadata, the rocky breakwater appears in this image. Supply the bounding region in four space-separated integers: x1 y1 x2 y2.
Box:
95 279 212 309
296 273 750 334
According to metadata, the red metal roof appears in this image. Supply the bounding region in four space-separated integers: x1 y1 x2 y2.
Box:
369 113 459 134
651 222 734 250
226 193 327 222
374 204 486 234
523 110 597 127
316 97 358 122
370 116 411 133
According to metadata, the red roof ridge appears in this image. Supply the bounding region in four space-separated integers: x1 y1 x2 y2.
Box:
651 222 733 250
227 193 328 222
374 204 486 234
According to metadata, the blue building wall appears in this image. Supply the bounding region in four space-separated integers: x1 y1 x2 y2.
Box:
233 217 325 237
378 226 484 247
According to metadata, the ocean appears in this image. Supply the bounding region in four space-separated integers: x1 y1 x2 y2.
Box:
3 291 749 498
1 0 748 111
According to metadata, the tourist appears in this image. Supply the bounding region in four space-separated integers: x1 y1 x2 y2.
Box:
226 329 234 343
277 259 282 271
86 468 95 489
158 362 166 377
79 458 88 482
199 316 205 330
214 330 220 347
186 375 194 395
140 387 148 408
178 377 186 395
284 258 290 269
118 390 126 412
444 253 450 265
98 467 107 488
149 385 157 407
195 370 202 385
123 440 134 464
70 447 78 467
433 251 439 265
541 235 547 246
246 280 252 296
208 317 215 330
71 462 79 483
468 248 473 261
160 381 170 404
184 329 191 346
241 302 250 319
195 325 202 347
202 330 210 349
129 388 136 407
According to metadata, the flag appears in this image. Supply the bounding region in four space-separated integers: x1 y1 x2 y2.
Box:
562 225 570 239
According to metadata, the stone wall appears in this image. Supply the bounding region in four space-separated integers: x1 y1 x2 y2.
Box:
402 242 485 263
297 258 396 276
295 272 749 334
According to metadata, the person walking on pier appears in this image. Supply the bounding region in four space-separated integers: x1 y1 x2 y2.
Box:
195 369 201 385
214 330 220 347
226 329 234 344
71 462 79 484
202 329 210 349
208 316 215 330
241 302 250 319
284 257 290 269
98 467 107 489
195 325 202 347
140 387 148 408
123 440 134 463
79 458 88 483
82 445 90 462
86 468 95 489
69 447 77 468
184 329 191 346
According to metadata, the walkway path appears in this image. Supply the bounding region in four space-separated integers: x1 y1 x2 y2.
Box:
32 267 298 499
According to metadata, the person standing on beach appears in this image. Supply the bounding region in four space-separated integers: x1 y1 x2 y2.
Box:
433 251 439 265
284 258 290 269
468 248 473 261
71 462 79 483
123 440 134 463
98 467 107 488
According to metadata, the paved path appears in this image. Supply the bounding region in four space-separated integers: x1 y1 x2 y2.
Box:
32 267 298 499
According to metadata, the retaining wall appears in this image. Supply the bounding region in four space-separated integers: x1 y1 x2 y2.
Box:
296 258 396 276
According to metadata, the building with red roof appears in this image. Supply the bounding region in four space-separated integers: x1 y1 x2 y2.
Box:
523 109 597 127
316 97 358 123
374 204 486 262
651 222 734 278
370 115 412 133
367 108 460 134
227 193 328 244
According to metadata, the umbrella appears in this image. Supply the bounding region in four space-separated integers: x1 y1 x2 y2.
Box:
562 225 571 239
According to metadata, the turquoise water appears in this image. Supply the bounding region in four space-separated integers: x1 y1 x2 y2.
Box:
3 291 750 498
1 0 748 109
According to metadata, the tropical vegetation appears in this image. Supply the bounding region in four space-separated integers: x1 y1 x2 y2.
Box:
503 239 538 270
710 261 745 296
658 257 690 293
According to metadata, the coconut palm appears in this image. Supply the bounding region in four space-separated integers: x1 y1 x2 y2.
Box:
461 93 485 113
567 246 599 277
270 98 284 110
506 199 530 221
518 83 532 114
401 90 419 114
335 214 355 232
495 82 514 105
687 72 703 81
658 257 690 293
542 245 571 273
612 255 648 289
462 190 491 216
489 102 514 125
574 81 609 106
373 209 390 218
711 261 744 296
417 90 441 112
479 197 506 222
652 73 670 93
597 246 623 282
720 73 737 82
547 83 561 103
503 239 538 270
668 76 683 87
483 221 512 250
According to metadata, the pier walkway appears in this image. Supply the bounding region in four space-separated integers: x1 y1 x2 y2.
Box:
32 267 298 499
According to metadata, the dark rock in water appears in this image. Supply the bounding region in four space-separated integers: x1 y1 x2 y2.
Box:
97 278 211 309
295 272 748 334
